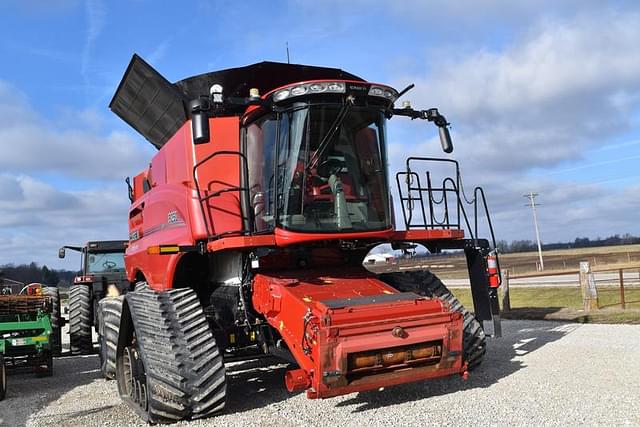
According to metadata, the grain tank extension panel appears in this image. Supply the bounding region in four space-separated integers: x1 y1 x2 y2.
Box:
109 55 363 149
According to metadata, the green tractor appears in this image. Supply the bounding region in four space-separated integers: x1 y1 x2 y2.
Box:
0 283 60 400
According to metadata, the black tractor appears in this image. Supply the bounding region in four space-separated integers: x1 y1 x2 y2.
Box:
58 240 128 354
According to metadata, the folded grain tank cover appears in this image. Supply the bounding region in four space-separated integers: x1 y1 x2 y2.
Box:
109 54 364 149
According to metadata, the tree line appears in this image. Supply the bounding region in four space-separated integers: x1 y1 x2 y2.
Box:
0 262 77 286
496 233 640 253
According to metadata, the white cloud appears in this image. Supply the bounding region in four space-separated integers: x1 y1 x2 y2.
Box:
386 10 640 243
0 80 153 179
0 80 149 267
0 173 129 267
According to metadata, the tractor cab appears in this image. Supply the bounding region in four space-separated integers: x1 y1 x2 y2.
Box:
244 81 394 234
59 240 128 294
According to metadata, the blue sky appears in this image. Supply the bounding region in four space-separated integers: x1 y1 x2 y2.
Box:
1 0 639 268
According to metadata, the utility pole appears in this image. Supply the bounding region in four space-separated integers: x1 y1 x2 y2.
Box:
524 192 544 270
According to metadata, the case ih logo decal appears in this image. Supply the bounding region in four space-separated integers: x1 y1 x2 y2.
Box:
168 210 179 224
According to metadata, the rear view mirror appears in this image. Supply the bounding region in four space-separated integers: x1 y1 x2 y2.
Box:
189 98 210 145
58 247 66 259
438 126 453 153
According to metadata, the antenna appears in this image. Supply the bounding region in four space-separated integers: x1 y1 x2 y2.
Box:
286 42 290 64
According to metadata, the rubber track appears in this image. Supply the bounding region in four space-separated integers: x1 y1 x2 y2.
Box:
98 297 123 379
379 271 487 370
126 288 226 423
43 287 62 356
69 285 93 354
134 281 151 293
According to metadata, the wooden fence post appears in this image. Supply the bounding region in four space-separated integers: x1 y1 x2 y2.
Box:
501 269 511 312
579 262 599 312
619 269 626 309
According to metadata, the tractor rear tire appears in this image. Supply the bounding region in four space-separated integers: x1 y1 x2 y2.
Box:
380 270 487 370
98 297 123 380
69 285 93 355
43 287 62 356
116 288 226 423
0 354 6 400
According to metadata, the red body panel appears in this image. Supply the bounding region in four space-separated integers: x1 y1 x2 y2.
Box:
125 117 242 289
252 269 464 398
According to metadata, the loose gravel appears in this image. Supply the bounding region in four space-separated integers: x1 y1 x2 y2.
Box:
1 320 639 427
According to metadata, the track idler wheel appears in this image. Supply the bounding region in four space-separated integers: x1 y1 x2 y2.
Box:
122 345 148 410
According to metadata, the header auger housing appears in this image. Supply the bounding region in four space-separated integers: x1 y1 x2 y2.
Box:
104 54 502 423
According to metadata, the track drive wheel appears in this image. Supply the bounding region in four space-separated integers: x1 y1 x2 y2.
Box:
69 285 93 354
116 288 226 423
0 354 6 400
380 270 487 370
98 297 123 380
43 287 62 356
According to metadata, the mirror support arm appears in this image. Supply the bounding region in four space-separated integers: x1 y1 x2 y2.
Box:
390 107 454 153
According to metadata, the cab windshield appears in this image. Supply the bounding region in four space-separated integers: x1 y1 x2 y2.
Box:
246 104 391 233
86 251 126 274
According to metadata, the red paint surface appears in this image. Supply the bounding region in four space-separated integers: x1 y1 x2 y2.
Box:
252 268 464 398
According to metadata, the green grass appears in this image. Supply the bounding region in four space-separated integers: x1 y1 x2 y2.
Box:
449 286 640 323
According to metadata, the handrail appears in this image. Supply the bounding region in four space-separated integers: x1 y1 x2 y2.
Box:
396 157 502 284
192 150 253 240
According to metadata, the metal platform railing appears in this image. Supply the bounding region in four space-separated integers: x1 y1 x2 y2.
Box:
396 157 498 249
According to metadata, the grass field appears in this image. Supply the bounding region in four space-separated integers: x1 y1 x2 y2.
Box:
369 244 640 279
449 286 640 324
367 244 640 323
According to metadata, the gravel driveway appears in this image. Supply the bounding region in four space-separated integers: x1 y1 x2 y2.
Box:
2 319 638 426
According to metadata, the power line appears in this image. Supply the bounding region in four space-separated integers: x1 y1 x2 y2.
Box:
524 191 544 270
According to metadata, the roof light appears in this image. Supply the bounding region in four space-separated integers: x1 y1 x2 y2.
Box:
274 89 291 101
368 85 398 101
309 83 327 92
272 81 346 102
290 85 308 96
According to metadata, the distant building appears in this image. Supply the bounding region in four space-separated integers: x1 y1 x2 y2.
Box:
364 253 396 265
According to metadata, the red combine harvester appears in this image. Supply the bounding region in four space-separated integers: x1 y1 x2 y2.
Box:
102 55 502 423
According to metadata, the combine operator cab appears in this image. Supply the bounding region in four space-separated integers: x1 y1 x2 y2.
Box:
58 240 127 354
105 55 502 423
